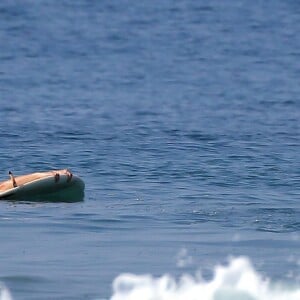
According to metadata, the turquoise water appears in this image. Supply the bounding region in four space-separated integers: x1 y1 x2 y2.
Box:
0 1 299 299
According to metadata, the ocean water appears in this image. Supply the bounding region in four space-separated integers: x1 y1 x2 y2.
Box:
0 0 299 299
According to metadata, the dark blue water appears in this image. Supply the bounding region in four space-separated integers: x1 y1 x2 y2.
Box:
0 1 299 299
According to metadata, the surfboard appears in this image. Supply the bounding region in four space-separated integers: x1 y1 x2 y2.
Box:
0 170 85 202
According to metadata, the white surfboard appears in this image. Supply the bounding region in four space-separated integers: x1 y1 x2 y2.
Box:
0 171 85 202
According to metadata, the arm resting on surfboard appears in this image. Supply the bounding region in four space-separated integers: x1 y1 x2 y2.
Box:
8 171 17 188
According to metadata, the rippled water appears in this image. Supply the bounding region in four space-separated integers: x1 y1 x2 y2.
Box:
0 0 299 299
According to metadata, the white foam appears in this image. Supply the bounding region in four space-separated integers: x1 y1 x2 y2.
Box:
0 284 13 300
110 257 300 300
176 248 193 268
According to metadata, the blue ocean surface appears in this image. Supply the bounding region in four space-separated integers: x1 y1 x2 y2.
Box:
0 0 299 299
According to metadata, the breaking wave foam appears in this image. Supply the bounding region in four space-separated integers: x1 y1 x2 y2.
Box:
110 257 300 300
1 257 299 299
0 284 12 300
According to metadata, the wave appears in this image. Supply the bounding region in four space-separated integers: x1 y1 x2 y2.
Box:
1 257 299 299
110 257 300 300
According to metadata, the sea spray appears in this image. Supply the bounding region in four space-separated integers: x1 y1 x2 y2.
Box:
110 257 300 300
0 284 13 300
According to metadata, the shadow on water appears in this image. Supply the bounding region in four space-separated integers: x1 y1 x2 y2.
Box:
0 190 85 203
